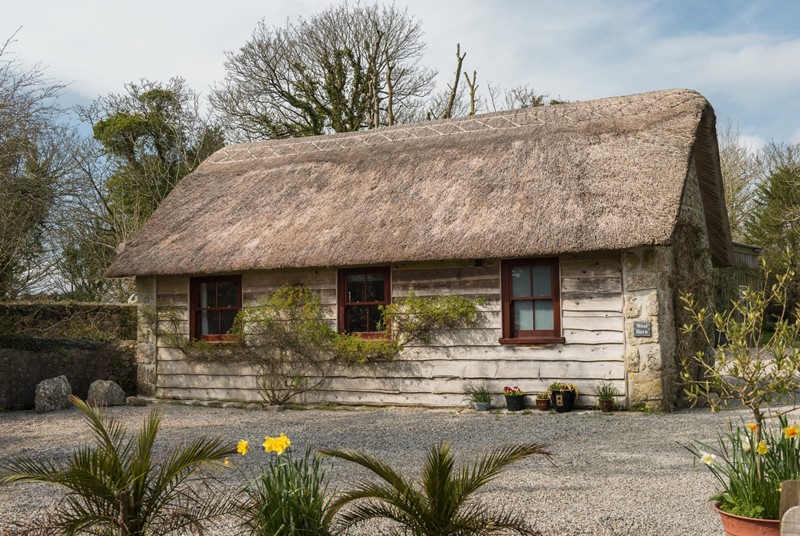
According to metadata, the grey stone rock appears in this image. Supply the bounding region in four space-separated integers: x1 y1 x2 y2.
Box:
35 375 72 413
87 380 126 407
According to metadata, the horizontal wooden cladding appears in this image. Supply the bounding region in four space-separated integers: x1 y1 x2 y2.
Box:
157 379 625 408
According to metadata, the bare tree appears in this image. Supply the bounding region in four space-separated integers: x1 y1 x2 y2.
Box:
717 123 761 241
0 32 73 299
210 3 435 141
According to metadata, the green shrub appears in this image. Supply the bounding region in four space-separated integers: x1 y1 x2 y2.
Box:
686 415 800 519
320 442 551 535
237 446 332 536
0 396 236 535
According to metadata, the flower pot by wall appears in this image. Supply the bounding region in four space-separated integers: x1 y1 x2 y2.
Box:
535 398 551 411
550 389 576 413
712 501 780 536
474 401 490 411
505 395 526 412
599 399 614 412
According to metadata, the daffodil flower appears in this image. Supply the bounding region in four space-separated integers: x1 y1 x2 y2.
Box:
237 439 249 456
783 425 798 439
263 433 291 455
746 423 757 433
700 452 716 465
223 457 230 466
756 441 768 455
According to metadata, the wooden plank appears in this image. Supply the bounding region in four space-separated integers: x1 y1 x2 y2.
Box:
243 289 336 306
561 276 621 295
157 341 623 362
562 315 623 332
560 259 621 278
391 278 501 294
157 276 189 295
780 481 800 520
157 362 625 391
243 269 336 287
391 265 499 282
158 356 625 380
562 296 622 313
564 330 623 345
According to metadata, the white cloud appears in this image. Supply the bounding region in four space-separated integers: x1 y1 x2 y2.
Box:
1 0 797 143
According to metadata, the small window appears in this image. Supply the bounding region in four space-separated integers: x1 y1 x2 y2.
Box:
189 275 242 341
338 267 390 336
500 258 562 344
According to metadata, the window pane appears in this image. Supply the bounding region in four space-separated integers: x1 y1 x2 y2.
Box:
218 281 238 307
532 265 552 297
534 300 554 330
347 274 366 302
365 273 386 302
200 282 216 307
511 266 531 297
367 305 383 332
347 306 368 332
219 309 238 335
203 310 220 335
513 300 533 331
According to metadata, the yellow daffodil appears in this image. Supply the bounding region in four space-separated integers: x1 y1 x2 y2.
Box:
783 425 799 439
237 439 249 456
263 433 291 455
701 452 716 465
756 441 768 455
746 423 757 433
223 457 230 466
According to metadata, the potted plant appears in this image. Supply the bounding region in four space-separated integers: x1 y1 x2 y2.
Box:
535 392 551 411
548 382 578 413
503 386 526 412
680 260 800 534
593 381 619 412
463 382 492 411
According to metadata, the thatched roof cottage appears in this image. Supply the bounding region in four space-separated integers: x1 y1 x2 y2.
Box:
108 88 731 410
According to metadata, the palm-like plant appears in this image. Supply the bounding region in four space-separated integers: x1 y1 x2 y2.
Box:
320 442 551 535
0 396 236 535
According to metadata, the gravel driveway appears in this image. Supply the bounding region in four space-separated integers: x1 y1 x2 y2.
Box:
0 403 741 535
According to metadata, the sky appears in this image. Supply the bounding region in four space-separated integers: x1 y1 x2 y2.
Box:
2 0 799 150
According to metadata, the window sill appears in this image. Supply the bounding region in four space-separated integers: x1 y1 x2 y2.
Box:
498 337 565 346
195 336 241 343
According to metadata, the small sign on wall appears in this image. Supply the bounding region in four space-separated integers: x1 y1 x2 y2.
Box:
633 321 652 338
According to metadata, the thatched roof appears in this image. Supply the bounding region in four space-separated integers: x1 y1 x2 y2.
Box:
107 88 731 277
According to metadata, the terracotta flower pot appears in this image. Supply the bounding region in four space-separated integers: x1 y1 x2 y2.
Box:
535 398 551 411
712 501 780 536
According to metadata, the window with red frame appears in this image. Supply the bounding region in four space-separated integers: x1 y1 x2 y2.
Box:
190 275 242 341
500 258 563 344
337 267 390 336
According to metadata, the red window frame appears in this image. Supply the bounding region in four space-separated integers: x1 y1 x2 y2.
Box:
189 275 242 341
500 258 563 344
337 267 391 338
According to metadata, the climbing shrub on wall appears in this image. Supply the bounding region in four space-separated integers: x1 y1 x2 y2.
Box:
161 285 484 405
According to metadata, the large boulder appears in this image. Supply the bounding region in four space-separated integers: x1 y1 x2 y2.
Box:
34 375 72 413
87 380 126 407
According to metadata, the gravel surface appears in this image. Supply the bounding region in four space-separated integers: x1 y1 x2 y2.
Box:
0 403 744 535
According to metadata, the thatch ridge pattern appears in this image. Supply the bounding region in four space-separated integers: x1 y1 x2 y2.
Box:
207 89 706 165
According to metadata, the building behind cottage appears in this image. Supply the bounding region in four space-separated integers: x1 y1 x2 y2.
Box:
108 89 732 411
